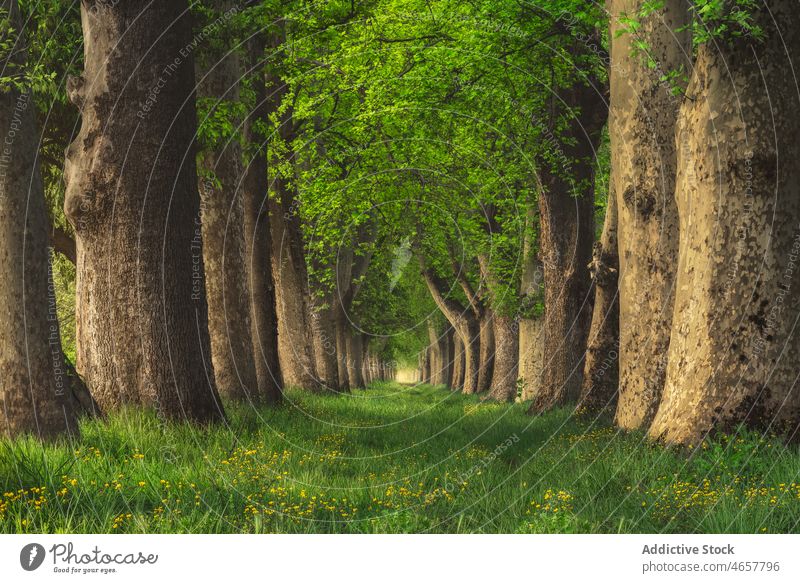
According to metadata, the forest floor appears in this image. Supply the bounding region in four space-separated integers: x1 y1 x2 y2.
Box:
1 382 799 533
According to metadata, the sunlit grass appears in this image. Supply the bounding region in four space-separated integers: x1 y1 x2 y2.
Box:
1 382 799 533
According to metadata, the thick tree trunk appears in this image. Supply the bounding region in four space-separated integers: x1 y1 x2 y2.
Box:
527 80 606 414
649 4 800 444
580 183 620 414
63 0 223 421
196 22 257 400
485 315 520 402
243 36 282 404
0 0 79 438
611 0 691 429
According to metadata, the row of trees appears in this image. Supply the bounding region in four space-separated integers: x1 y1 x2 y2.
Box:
2 0 799 447
415 0 800 445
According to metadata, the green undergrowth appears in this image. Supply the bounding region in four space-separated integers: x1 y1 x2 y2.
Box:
1 382 799 533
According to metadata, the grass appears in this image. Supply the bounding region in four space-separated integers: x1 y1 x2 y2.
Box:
1 381 799 533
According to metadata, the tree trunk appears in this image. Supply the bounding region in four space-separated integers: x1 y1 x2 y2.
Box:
360 335 371 386
310 296 341 390
333 303 350 389
611 0 691 429
476 253 519 401
649 3 800 444
580 181 619 414
518 317 544 401
451 334 465 390
63 0 224 421
427 320 443 385
527 80 606 414
196 19 258 400
439 326 454 388
476 311 495 393
0 0 79 439
518 210 544 401
270 179 319 390
346 332 365 388
421 350 431 384
453 259 492 392
421 266 480 393
485 315 520 401
243 35 282 404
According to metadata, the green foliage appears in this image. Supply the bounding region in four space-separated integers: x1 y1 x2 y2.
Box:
687 0 764 46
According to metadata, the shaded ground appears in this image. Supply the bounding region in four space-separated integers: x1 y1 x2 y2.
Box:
1 382 799 533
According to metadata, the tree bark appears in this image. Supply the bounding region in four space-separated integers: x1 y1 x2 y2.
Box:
360 335 371 386
420 264 480 393
580 181 619 414
63 0 224 421
518 317 544 401
333 302 351 389
649 3 800 444
528 79 607 414
610 0 691 429
196 14 258 400
518 214 544 401
346 332 365 388
243 35 282 404
0 0 79 438
310 297 341 391
476 311 495 393
453 260 493 392
451 333 465 390
439 326 454 388
48 221 76 264
485 315 519 401
427 319 443 385
270 184 319 389
477 255 519 401
421 349 431 384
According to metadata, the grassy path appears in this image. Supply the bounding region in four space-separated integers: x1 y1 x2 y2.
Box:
2 382 799 533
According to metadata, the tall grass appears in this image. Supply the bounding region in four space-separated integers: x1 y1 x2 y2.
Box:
1 382 799 533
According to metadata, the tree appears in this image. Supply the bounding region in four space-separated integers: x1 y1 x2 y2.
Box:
528 77 608 414
580 170 619 413
650 1 800 444
63 0 224 421
611 0 691 430
195 0 258 400
0 0 79 438
242 31 283 403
